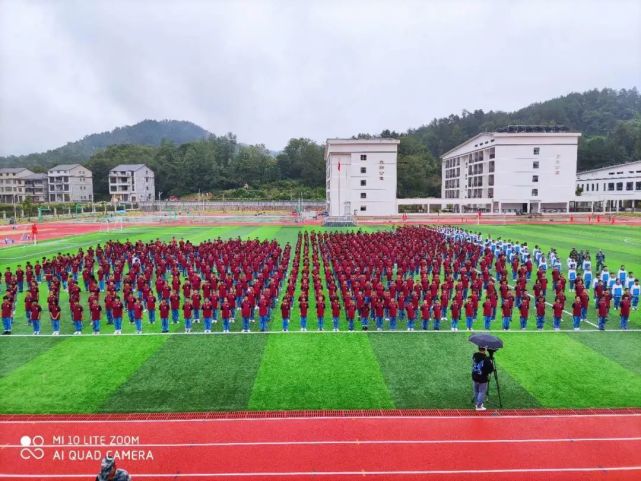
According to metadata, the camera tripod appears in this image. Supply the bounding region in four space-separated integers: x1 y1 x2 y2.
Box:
488 350 503 408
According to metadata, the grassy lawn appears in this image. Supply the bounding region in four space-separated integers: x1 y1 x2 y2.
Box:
0 223 640 414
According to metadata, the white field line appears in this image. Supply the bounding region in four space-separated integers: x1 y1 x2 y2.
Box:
2 466 641 478
2 328 641 339
1 413 640 424
3 436 641 449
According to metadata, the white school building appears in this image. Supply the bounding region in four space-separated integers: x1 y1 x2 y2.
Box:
437 126 581 213
325 138 399 217
575 160 641 211
325 128 639 217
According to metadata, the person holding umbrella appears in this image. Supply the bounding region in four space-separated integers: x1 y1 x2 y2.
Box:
469 333 502 411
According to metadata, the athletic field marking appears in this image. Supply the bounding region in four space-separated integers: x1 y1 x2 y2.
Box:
2 327 640 339
2 413 640 423
623 237 641 245
4 436 641 449
2 466 641 478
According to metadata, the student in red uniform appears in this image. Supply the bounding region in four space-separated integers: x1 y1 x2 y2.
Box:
299 297 308 331
552 297 563 331
30 301 42 335
281 298 291 332
112 296 124 334
432 300 442 331
133 299 144 334
50 301 61 335
519 294 530 330
221 299 231 333
316 295 326 331
619 295 631 330
573 296 584 331
420 300 431 331
596 296 608 331
183 299 194 333
90 300 102 335
72 302 84 335
2 295 13 335
387 298 398 331
450 298 462 331
331 299 341 331
202 297 214 334
240 296 252 332
159 299 170 333
405 302 415 331
146 293 156 324
258 295 269 332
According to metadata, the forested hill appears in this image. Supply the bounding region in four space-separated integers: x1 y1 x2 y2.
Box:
401 87 641 174
1 88 639 200
0 120 211 170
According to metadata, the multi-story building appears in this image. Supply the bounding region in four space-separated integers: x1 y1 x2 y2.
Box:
575 160 641 210
48 164 93 203
325 138 400 216
108 164 155 202
23 173 49 203
440 126 581 213
0 168 32 204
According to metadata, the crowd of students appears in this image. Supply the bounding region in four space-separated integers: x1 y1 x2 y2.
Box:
1 226 638 336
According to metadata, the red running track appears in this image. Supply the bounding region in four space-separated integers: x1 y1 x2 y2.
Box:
1 411 641 480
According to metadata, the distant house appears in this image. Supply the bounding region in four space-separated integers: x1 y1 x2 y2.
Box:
23 173 49 203
0 168 48 204
48 164 93 203
109 164 155 202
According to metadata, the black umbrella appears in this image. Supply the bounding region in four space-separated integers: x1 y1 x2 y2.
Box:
468 333 503 350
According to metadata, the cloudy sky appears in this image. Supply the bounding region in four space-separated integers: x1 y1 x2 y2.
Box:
0 0 639 156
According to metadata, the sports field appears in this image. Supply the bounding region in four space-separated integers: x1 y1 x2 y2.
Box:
1 224 640 414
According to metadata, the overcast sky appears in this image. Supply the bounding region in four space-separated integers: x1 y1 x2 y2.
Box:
0 0 640 156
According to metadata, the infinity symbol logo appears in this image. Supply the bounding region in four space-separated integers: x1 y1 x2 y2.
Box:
20 435 45 460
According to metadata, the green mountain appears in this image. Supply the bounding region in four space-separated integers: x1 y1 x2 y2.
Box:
0 119 211 171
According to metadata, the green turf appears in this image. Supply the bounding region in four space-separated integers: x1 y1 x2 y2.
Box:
0 336 167 413
101 335 268 412
248 334 394 410
369 332 540 409
497 332 641 407
1 223 640 414
0 337 62 377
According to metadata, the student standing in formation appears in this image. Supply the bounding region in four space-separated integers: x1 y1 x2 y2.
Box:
30 301 42 335
202 297 214 334
2 295 13 335
221 299 232 333
183 299 193 334
159 299 170 333
50 301 61 335
112 296 124 335
631 280 640 310
620 295 631 330
72 301 84 335
281 298 291 332
90 300 102 335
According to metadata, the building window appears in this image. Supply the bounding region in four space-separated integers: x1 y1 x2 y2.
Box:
608 183 614 191
626 182 633 191
531 189 538 196
360 179 366 186
532 175 539 182
636 181 641 190
360 192 367 199
360 167 366 174
360 205 367 212
533 161 539 169
360 154 367 161
379 177 384 181
533 147 540 155
616 182 623 191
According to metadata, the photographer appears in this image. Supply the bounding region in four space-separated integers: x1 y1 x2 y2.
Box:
471 346 495 411
96 456 131 481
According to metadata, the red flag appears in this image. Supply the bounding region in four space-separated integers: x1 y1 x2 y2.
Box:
337 160 341 172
